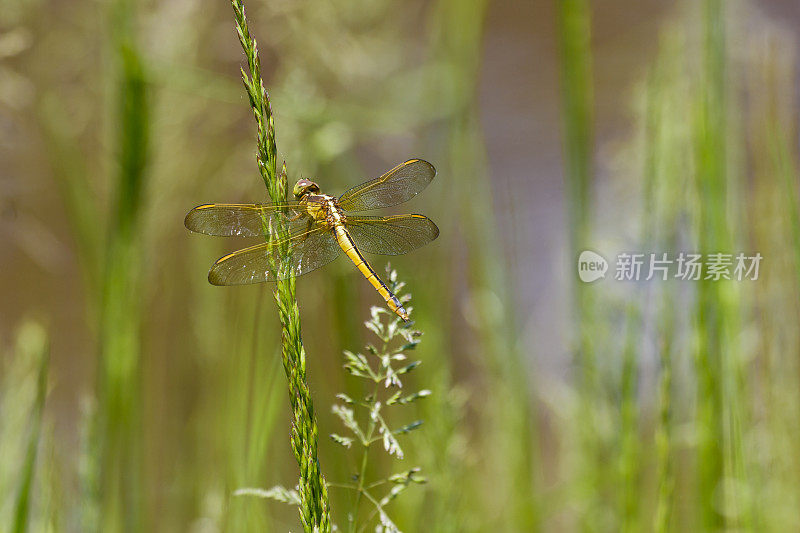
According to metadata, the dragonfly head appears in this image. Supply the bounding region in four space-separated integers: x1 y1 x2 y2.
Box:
293 178 320 199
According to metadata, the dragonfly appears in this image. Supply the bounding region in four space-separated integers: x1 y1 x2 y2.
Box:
184 159 438 321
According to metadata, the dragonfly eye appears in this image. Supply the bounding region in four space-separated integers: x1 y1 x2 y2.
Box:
293 179 320 198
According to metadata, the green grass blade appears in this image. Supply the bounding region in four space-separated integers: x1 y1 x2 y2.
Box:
11 327 49 533
556 0 599 527
95 0 150 529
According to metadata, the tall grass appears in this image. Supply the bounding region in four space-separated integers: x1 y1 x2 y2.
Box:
556 2 800 530
618 3 797 531
229 1 330 530
93 0 150 530
691 1 744 528
1 323 51 533
643 49 678 533
749 27 800 532
430 0 540 530
556 0 600 528
223 295 285 532
27 0 151 529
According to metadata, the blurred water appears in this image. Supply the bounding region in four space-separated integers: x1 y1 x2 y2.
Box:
479 0 673 378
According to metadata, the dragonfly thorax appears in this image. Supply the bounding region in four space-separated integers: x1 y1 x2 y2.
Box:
303 195 345 226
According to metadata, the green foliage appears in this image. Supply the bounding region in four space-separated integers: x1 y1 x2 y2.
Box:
331 266 428 533
0 323 51 533
11 326 49 533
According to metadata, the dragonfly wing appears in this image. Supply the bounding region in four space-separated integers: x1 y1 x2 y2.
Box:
346 214 439 255
338 159 436 211
208 227 341 285
184 202 311 237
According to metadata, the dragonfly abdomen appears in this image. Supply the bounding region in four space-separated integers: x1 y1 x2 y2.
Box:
333 224 409 321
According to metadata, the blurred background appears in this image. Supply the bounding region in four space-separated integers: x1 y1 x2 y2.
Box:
2 0 800 531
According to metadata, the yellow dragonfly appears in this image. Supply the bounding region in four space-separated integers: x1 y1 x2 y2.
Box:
184 159 438 321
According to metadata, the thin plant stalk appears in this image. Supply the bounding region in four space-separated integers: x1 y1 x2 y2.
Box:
643 57 674 533
230 2 331 530
691 1 751 528
618 302 640 532
556 0 597 527
692 1 741 528
11 327 49 533
330 268 428 532
652 304 674 533
95 0 150 529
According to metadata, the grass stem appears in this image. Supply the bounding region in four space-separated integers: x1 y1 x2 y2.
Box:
230 2 331 530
